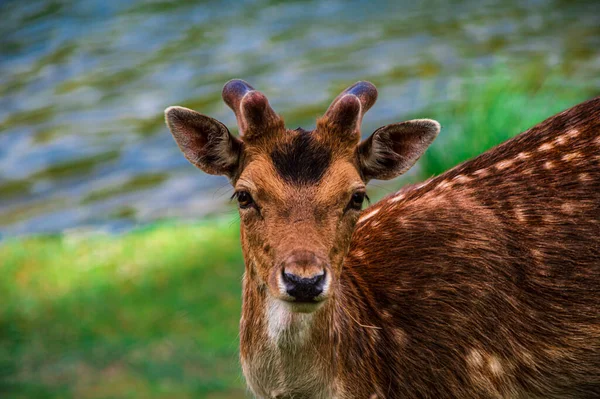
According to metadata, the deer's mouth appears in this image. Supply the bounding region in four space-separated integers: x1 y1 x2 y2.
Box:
279 297 327 314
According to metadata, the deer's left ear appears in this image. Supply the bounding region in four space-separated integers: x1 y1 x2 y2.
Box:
357 119 440 181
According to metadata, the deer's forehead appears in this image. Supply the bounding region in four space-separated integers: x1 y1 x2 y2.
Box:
240 130 331 190
243 128 356 174
269 131 333 185
239 143 362 205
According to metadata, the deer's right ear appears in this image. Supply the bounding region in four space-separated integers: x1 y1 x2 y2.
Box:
165 106 243 178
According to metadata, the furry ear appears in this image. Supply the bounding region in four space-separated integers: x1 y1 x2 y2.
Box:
165 106 242 178
357 119 440 181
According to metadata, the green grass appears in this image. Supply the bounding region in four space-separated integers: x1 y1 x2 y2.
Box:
0 220 247 398
0 67 595 398
417 66 594 177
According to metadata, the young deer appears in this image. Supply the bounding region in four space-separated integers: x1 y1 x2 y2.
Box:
165 80 600 399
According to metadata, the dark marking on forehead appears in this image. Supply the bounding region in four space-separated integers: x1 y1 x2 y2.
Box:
271 131 332 184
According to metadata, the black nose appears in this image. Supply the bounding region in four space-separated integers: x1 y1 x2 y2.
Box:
282 270 326 302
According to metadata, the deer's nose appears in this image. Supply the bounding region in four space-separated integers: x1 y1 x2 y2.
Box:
280 251 328 302
282 270 326 302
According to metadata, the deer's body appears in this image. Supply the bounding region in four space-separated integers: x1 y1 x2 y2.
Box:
166 82 600 399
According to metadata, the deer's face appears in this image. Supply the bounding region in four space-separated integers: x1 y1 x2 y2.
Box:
232 129 365 311
165 80 439 313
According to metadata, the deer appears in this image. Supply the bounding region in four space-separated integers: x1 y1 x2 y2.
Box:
164 80 600 399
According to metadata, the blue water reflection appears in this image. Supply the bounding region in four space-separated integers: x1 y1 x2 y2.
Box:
1 0 599 236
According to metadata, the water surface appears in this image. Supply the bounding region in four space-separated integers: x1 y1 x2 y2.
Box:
1 0 599 237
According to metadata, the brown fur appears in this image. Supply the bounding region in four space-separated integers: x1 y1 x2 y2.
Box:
337 97 600 398
165 81 600 399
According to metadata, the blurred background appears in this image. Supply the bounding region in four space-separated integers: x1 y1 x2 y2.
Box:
1 0 599 397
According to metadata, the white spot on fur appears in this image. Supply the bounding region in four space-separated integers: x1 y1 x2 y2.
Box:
465 350 513 397
531 248 544 262
516 152 530 160
561 202 576 215
393 328 407 346
522 167 534 175
359 208 380 224
514 207 526 222
389 194 405 203
369 329 380 345
543 213 557 224
495 159 514 170
354 249 366 259
544 161 554 170
436 180 453 191
562 152 582 162
579 173 591 182
452 174 471 183
473 168 489 177
467 349 504 376
566 128 580 138
554 135 567 145
539 142 554 151
467 349 484 367
488 355 504 376
521 351 535 366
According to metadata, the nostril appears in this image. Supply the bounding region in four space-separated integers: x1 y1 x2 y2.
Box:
311 272 325 287
282 270 326 302
282 271 301 285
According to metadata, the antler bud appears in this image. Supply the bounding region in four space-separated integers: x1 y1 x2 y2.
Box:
321 81 378 139
222 79 282 140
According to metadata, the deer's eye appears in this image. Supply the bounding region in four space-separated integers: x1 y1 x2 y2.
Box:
349 191 366 210
236 191 254 209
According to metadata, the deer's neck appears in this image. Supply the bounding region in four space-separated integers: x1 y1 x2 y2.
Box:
240 264 384 399
240 274 338 398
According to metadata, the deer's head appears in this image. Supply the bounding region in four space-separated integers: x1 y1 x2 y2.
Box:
165 80 439 313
